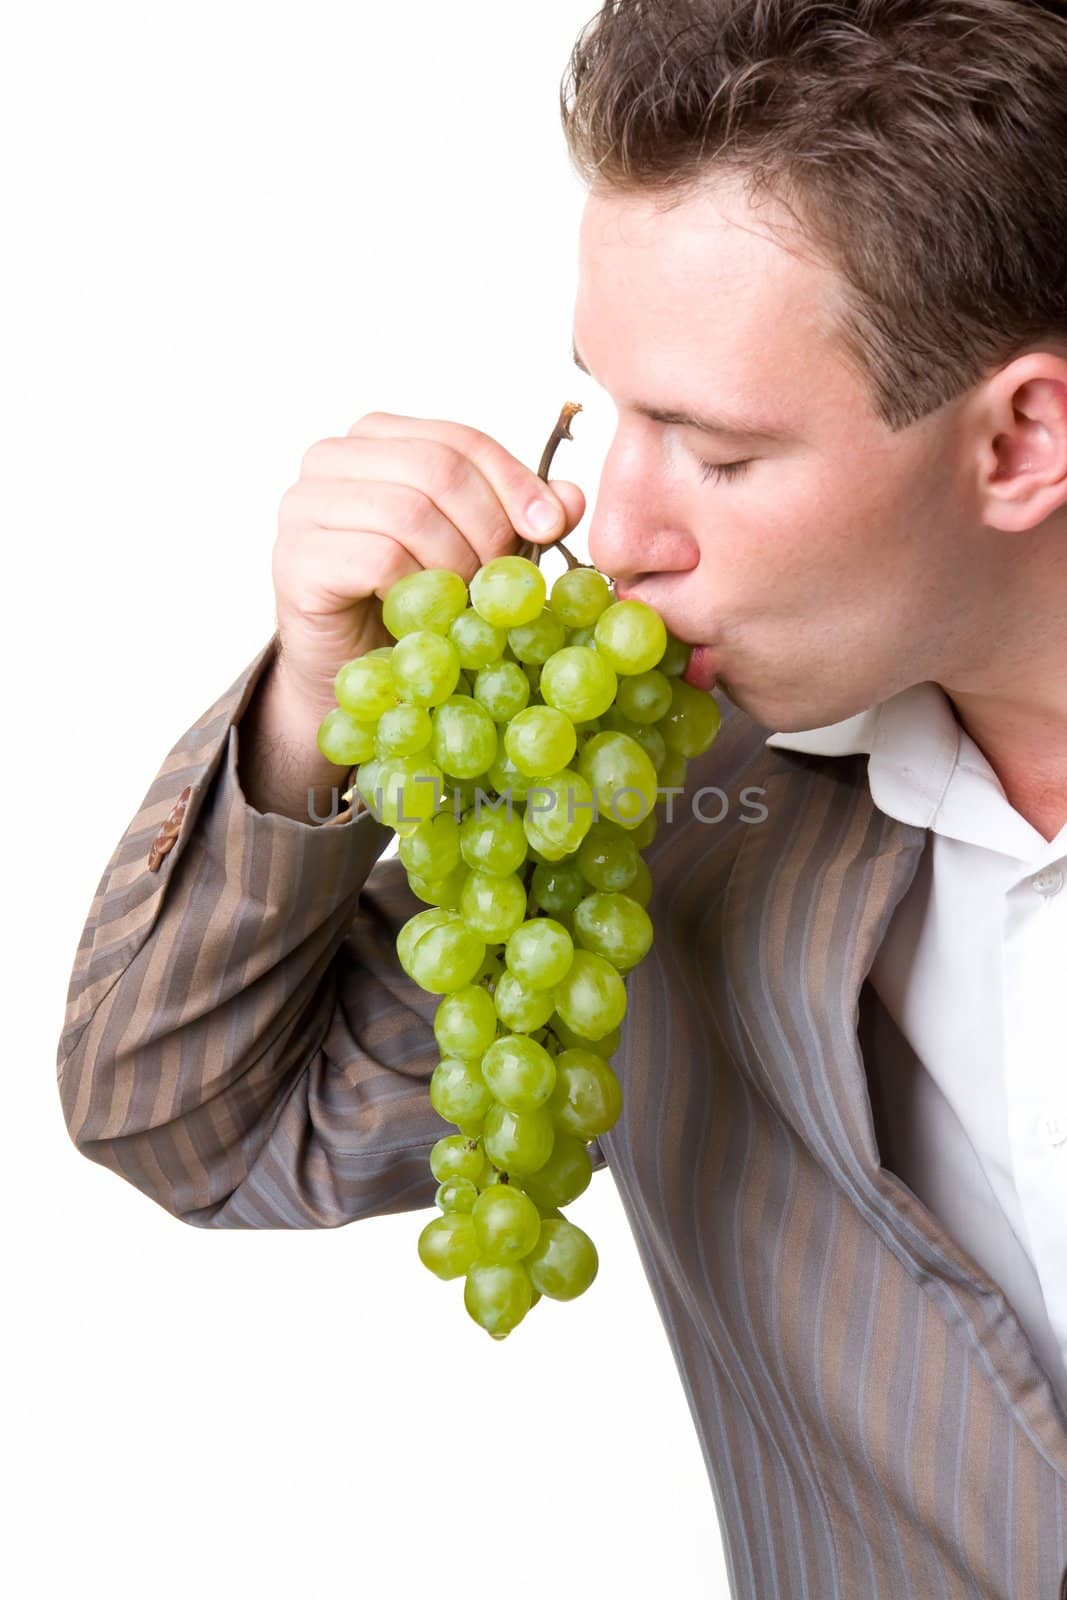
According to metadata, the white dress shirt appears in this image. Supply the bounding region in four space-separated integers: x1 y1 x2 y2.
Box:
765 682 1067 1417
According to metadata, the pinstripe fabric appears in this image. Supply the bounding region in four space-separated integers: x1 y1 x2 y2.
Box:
57 638 1067 1597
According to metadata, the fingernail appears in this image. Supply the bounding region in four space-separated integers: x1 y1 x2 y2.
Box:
526 497 563 536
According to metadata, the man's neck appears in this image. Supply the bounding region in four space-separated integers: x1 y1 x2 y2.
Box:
946 693 1067 844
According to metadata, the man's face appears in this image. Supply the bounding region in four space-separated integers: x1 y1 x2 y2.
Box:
572 180 983 732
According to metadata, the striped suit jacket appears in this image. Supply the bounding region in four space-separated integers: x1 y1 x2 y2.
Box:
57 637 1067 1599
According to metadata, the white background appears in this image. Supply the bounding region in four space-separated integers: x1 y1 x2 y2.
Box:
4 3 730 1596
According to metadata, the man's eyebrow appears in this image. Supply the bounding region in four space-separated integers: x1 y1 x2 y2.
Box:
571 340 791 444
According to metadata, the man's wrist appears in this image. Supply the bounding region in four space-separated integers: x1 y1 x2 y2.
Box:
238 655 352 823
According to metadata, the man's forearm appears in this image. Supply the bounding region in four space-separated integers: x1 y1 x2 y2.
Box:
237 657 353 823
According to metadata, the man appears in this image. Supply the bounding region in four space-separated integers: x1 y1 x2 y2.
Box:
57 1 1067 1594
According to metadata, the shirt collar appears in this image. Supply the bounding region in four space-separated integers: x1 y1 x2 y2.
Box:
765 682 1058 863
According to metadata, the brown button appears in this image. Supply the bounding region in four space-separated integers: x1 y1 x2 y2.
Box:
147 785 192 871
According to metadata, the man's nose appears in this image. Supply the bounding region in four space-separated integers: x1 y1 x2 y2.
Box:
587 504 646 583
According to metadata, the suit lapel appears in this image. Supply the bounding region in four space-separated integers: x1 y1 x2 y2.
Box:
721 747 925 1191
722 745 1067 1468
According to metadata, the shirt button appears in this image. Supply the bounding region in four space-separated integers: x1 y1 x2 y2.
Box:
1036 1112 1067 1148
1030 867 1064 897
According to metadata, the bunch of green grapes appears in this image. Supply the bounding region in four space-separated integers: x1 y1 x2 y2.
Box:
316 555 719 1339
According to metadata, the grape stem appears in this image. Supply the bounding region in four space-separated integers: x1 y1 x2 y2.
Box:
515 401 589 570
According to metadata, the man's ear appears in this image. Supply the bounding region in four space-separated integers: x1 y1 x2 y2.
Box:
977 351 1067 532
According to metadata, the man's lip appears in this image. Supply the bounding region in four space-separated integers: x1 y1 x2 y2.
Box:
683 644 717 692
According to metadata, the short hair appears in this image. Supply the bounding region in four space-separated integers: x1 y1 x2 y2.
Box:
559 0 1067 428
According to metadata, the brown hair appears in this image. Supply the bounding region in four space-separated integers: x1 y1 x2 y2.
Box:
558 0 1067 429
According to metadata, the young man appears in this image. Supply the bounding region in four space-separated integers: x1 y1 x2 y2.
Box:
57 3 1067 1594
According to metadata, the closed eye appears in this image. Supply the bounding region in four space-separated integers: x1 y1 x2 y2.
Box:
699 458 752 484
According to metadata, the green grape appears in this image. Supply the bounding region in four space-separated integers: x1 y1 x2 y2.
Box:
407 916 487 994
375 755 444 835
658 632 692 677
482 1102 555 1175
334 655 399 721
396 906 454 972
548 567 612 628
481 1034 557 1112
472 660 531 722
353 754 387 821
316 707 379 766
463 1260 534 1338
407 864 467 909
431 695 499 779
448 607 507 669
657 749 687 791
573 892 653 970
522 768 596 859
504 706 577 778
507 610 566 664
550 1015 621 1058
616 669 672 725
552 949 627 1040
547 1047 623 1138
505 918 574 989
531 860 586 916
391 631 462 707
567 626 597 648
518 1130 594 1209
659 678 722 757
398 811 461 881
459 805 528 876
577 731 658 829
459 869 528 943
576 820 639 892
492 969 556 1033
435 1177 479 1214
630 810 658 851
433 985 498 1059
471 1185 542 1263
593 599 668 675
430 1134 486 1184
430 1056 494 1132
522 662 543 695
469 556 547 628
538 646 618 723
417 1213 480 1280
524 1217 598 1301
486 749 532 802
628 721 667 773
375 704 433 758
626 854 653 909
382 568 468 639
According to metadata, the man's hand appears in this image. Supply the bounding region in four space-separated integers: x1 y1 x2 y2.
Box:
239 413 586 820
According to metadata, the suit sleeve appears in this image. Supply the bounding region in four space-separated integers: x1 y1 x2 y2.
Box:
57 636 447 1227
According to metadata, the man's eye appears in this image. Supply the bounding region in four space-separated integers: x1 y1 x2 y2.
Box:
698 458 752 484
